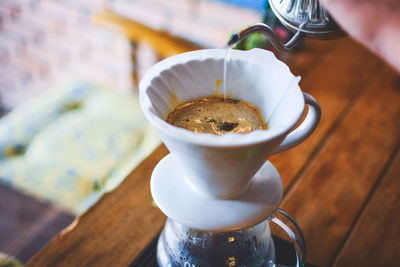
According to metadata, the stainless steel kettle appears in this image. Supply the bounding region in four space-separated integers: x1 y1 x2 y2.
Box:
228 0 345 50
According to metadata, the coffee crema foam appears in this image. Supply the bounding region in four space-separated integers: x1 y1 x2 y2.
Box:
165 96 267 135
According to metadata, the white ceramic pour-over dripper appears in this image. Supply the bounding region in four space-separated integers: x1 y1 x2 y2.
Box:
139 48 321 199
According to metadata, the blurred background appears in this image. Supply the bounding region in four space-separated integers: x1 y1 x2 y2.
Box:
0 0 293 264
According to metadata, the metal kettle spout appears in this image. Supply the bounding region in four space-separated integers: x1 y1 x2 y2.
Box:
227 23 304 51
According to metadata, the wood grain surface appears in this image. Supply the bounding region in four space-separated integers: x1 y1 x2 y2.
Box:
332 147 400 267
27 37 400 267
280 64 400 266
271 38 381 190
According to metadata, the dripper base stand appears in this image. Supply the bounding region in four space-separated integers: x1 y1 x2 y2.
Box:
150 153 283 232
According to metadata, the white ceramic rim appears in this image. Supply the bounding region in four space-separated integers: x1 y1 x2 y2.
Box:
139 49 304 147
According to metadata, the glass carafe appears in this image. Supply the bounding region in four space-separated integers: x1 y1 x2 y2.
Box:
157 209 306 267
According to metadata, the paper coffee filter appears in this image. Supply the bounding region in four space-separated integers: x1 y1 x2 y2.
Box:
139 48 304 146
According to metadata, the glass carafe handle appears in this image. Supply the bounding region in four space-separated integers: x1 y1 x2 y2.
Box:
268 208 306 267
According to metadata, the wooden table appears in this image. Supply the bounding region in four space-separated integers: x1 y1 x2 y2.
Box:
0 184 74 263
27 38 400 267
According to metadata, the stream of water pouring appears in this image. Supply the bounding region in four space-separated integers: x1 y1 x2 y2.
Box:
223 47 232 100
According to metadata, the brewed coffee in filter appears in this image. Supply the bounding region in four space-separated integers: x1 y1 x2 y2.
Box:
165 96 268 135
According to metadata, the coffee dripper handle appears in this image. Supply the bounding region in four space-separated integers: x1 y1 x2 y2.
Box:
268 208 306 267
273 92 321 154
